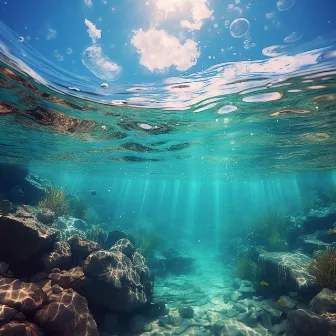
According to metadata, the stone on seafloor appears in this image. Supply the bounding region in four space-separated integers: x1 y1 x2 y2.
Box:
178 306 194 318
286 309 329 336
303 205 336 231
34 285 98 336
103 230 129 249
226 308 240 318
271 320 287 335
250 247 318 293
296 231 334 254
0 277 46 313
50 266 89 290
232 277 242 290
277 295 298 310
110 238 135 258
0 321 44 335
39 241 72 272
0 304 18 323
67 235 100 260
83 250 151 312
0 215 59 263
36 208 55 225
149 301 169 317
168 311 183 326
309 288 336 314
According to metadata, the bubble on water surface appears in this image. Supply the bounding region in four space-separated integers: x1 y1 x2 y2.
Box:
18 36 24 42
66 48 72 55
217 105 238 114
276 0 295 11
262 45 287 57
284 32 302 43
243 92 283 103
230 18 250 38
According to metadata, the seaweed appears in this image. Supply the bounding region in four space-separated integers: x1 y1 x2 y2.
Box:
38 187 70 217
308 247 336 290
235 255 256 281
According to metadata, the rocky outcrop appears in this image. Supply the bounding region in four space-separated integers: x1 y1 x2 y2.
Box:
67 235 100 261
50 266 90 290
83 250 151 312
0 321 44 335
309 288 336 314
303 204 336 232
0 215 59 263
0 304 17 324
110 238 135 258
103 230 128 249
286 309 329 336
296 230 336 254
34 285 98 336
0 277 46 313
36 208 55 225
250 247 318 293
39 242 72 272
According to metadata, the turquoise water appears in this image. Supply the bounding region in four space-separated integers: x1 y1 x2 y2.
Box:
0 2 336 335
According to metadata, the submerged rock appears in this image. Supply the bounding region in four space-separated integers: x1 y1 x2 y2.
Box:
251 247 318 293
36 208 55 225
309 288 336 314
39 241 72 272
0 321 44 335
67 235 100 261
303 204 336 232
34 285 98 336
0 277 46 313
178 306 194 318
103 230 128 249
21 173 51 205
286 309 329 336
83 250 151 312
0 215 59 263
110 238 135 258
50 266 90 290
0 304 18 323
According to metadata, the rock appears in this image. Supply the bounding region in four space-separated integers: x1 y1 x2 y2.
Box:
233 303 247 313
149 301 169 317
239 286 256 294
309 288 336 314
103 313 119 333
272 320 287 335
277 295 298 310
34 285 98 336
250 247 318 293
36 208 55 225
110 238 135 258
50 266 89 290
232 278 242 290
83 250 150 312
178 306 194 318
287 309 329 336
226 308 240 318
161 249 195 274
0 262 10 277
0 277 46 313
304 205 336 232
0 304 17 323
260 311 272 329
103 230 128 249
230 291 243 302
0 321 44 335
241 280 254 287
0 215 59 263
67 235 100 261
40 241 72 272
22 173 51 205
55 216 87 231
129 314 146 333
0 200 16 215
296 230 335 254
175 320 192 335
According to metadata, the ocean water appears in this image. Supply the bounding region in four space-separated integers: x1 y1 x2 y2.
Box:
1 1 336 335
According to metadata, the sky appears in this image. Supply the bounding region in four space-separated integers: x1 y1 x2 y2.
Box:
0 0 335 85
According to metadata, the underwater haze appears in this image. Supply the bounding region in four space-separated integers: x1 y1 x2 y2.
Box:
0 0 336 335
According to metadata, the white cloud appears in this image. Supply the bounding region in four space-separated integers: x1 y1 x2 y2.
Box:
82 45 121 81
131 28 200 71
154 0 212 30
84 0 92 7
84 19 101 43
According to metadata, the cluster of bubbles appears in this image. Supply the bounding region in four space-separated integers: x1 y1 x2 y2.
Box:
53 50 64 62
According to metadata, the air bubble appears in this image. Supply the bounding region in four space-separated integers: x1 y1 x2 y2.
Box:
276 0 295 11
18 36 24 42
230 18 250 38
284 31 302 43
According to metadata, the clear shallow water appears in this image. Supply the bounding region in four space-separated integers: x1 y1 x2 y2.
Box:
0 2 336 335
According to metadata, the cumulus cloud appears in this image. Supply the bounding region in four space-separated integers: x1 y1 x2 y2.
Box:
131 28 200 71
84 0 92 7
82 45 121 81
84 19 101 43
155 0 212 31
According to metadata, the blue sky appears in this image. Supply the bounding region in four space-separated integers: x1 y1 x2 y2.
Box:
1 0 335 85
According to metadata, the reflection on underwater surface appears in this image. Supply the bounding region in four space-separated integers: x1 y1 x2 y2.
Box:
0 5 336 336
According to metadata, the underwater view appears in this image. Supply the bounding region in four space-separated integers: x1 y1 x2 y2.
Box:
0 0 336 335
